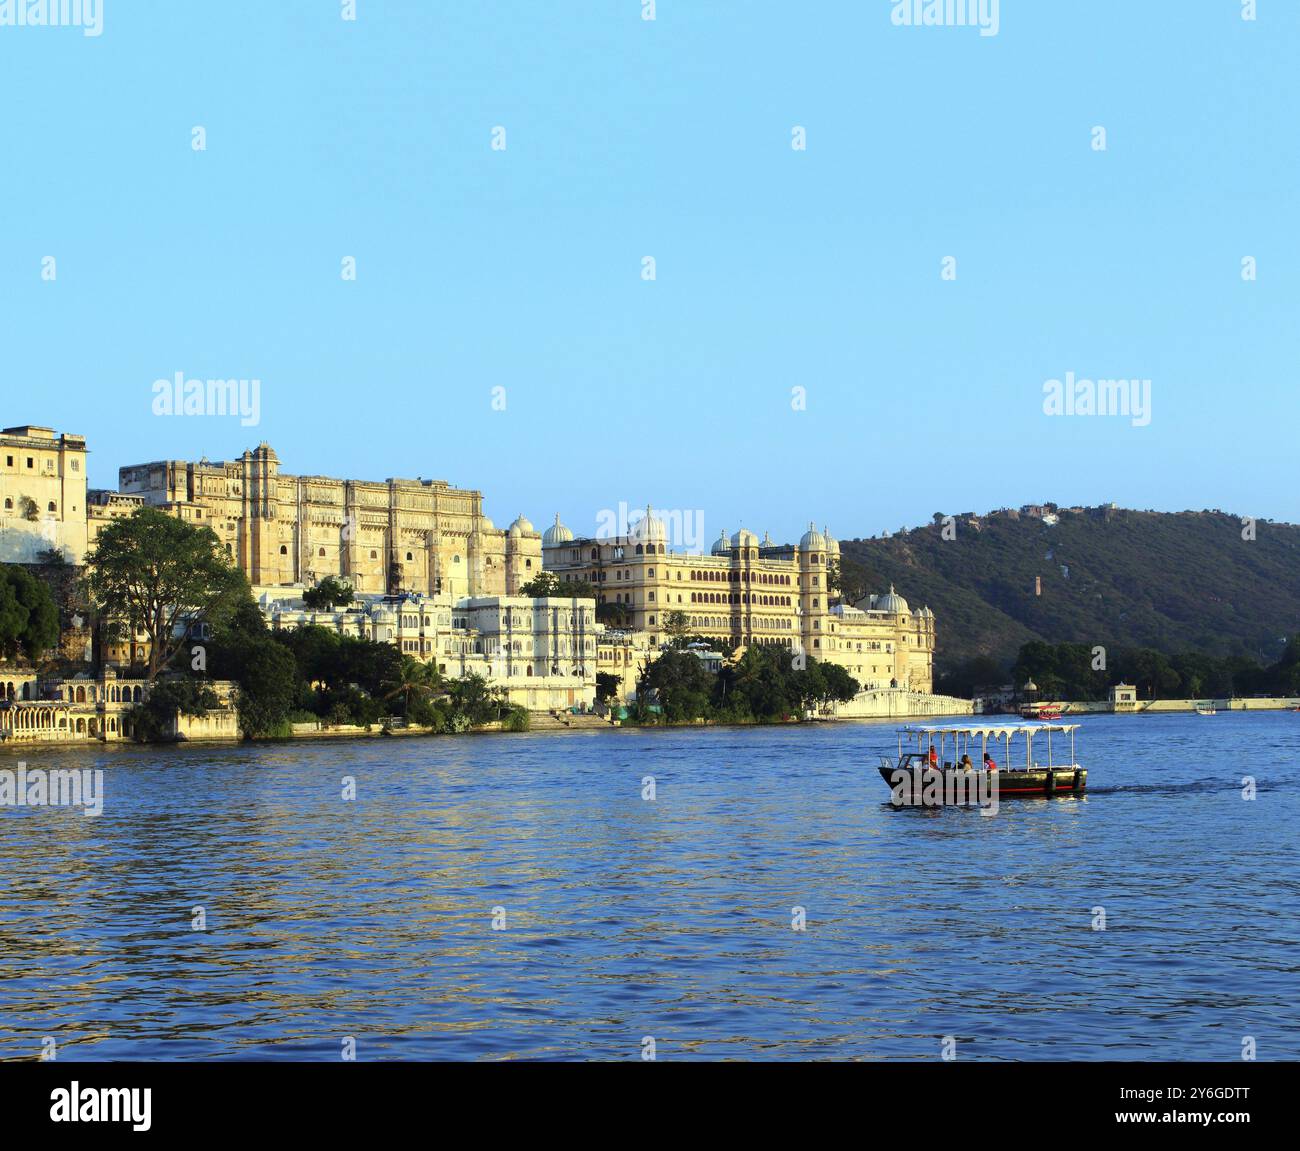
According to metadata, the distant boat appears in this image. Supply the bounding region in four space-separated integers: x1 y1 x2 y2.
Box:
1020 702 1063 720
1195 704 1217 715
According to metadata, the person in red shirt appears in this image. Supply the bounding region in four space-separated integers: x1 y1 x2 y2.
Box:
983 752 998 772
928 745 939 769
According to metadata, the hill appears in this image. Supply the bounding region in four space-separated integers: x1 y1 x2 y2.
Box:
838 507 1300 679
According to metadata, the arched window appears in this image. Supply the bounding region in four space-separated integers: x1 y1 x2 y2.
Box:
279 545 288 554
318 548 326 557
48 502 57 512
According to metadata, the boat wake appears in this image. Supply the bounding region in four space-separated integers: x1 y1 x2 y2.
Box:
1083 779 1250 797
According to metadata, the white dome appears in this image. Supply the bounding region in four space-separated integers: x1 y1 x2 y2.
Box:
631 505 667 544
508 514 535 538
731 528 758 549
480 516 495 533
542 513 573 547
799 522 827 551
711 530 730 556
823 526 840 557
876 584 910 615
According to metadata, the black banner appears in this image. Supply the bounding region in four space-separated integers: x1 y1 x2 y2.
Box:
1 1059 1287 1139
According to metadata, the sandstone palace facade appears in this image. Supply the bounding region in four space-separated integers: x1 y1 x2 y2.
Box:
113 443 542 599
542 512 936 693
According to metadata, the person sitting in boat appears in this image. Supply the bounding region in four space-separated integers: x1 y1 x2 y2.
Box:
983 752 997 772
960 754 974 772
927 746 939 770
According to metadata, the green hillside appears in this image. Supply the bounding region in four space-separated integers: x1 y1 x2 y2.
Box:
839 507 1300 678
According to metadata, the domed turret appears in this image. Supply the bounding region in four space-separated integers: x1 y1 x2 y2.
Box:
631 505 667 546
799 522 826 551
508 514 535 539
480 516 495 533
711 529 730 556
823 526 840 558
876 584 909 615
731 528 758 549
542 513 573 547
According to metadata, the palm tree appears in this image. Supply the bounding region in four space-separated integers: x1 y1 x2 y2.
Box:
382 656 442 715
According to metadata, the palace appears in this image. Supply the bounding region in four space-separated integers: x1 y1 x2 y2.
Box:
541 510 935 692
1 426 942 712
110 442 543 598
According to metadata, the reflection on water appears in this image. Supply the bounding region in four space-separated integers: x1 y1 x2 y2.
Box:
0 713 1297 1060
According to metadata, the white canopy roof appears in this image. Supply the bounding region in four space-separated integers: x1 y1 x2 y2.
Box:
901 722 1080 737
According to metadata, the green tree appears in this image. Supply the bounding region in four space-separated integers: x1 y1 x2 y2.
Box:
85 507 247 680
0 564 60 662
519 571 598 599
447 672 509 725
129 676 220 742
208 598 298 737
831 555 872 604
639 648 713 721
302 575 354 611
236 641 303 736
382 655 442 716
663 610 690 643
816 660 860 706
595 672 621 703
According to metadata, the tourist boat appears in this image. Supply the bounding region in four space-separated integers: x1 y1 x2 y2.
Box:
1195 703 1217 715
1020 702 1063 720
879 722 1087 803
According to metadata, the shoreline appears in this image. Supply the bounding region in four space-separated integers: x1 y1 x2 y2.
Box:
3 702 1297 755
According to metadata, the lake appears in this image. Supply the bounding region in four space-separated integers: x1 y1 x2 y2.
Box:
1 712 1296 1060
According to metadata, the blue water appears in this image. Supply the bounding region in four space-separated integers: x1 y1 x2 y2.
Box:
1 712 1296 1061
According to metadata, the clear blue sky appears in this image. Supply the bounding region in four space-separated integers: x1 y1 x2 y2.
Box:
2 1 1296 546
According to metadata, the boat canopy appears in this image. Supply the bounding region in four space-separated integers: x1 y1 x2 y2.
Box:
900 722 1079 737
896 721 1080 771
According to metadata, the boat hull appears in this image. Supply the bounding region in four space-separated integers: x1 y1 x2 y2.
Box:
878 764 1087 803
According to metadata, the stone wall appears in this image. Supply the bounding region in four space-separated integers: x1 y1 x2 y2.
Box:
832 689 973 720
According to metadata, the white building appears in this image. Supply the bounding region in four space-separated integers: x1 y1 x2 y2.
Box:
258 588 597 711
